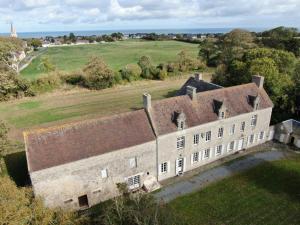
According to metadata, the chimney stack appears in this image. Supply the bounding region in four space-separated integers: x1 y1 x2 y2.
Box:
143 93 151 111
194 73 203 81
252 75 264 89
186 86 197 100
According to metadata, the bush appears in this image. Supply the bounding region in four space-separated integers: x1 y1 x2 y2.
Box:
120 64 142 82
157 69 168 80
62 71 85 86
83 57 115 90
30 72 62 94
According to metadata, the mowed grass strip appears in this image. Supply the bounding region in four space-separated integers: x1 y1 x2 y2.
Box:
20 40 199 79
0 74 212 140
169 156 300 225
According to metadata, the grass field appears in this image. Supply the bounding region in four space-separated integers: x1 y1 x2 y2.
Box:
0 74 211 140
170 156 300 225
20 40 199 79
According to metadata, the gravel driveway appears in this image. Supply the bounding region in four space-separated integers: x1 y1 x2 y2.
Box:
154 149 287 202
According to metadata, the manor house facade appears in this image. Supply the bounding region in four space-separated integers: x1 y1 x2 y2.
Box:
24 74 273 209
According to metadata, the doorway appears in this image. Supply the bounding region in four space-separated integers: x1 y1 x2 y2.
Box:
291 136 295 145
78 195 89 208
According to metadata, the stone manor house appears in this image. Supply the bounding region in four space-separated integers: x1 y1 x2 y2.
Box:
24 74 273 209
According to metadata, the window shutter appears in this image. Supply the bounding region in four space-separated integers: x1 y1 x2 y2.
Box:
183 158 186 172
191 153 194 164
158 164 162 175
101 169 107 178
167 161 170 173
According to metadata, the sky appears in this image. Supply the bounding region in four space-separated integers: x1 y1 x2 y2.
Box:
0 0 300 32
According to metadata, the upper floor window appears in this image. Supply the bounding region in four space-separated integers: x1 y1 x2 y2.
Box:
240 121 246 132
204 148 210 159
177 136 185 149
218 127 224 138
229 124 235 135
215 145 223 156
180 121 184 129
251 115 258 127
129 157 137 168
205 131 211 142
194 134 199 145
220 111 225 119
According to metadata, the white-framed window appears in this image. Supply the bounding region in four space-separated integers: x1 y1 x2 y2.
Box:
215 145 223 156
160 162 168 174
227 141 235 151
251 115 258 127
220 111 225 119
101 169 108 178
191 152 200 164
194 134 199 145
129 157 137 168
180 121 184 129
218 127 224 138
259 131 265 140
229 124 235 135
127 174 140 190
177 136 185 149
204 148 210 159
240 121 246 132
248 134 254 145
205 131 211 142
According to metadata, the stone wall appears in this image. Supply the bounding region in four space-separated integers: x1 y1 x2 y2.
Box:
30 141 157 210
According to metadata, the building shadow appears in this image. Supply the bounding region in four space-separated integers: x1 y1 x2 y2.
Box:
164 90 178 98
4 151 31 187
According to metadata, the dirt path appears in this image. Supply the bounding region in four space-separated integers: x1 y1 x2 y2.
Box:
154 149 288 202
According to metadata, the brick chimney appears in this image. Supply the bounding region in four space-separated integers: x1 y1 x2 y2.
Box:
143 93 151 111
252 75 264 89
186 86 197 100
194 73 203 81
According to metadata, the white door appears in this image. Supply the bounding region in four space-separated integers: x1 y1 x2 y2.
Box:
127 175 140 190
237 139 244 150
176 158 184 175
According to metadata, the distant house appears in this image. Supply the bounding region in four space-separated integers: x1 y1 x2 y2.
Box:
76 40 90 45
24 74 274 210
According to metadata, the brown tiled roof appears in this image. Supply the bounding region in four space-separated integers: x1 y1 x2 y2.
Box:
176 76 222 96
149 83 273 136
25 110 155 172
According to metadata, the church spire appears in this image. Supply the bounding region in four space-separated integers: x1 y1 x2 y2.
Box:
10 22 17 38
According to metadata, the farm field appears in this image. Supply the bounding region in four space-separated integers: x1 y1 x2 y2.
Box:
20 40 199 79
170 156 300 225
0 74 211 141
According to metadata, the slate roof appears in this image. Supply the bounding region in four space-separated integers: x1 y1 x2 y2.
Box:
176 76 222 96
25 110 156 172
149 83 273 136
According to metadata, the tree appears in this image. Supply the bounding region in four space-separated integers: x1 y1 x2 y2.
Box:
198 38 220 66
0 121 9 158
0 176 87 225
30 39 42 50
69 32 76 43
262 26 299 39
138 56 157 79
0 37 24 68
38 57 56 73
83 56 115 90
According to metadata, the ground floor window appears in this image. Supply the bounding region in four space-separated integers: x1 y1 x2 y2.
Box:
259 131 265 140
160 162 168 174
192 152 200 163
204 148 210 159
127 175 141 190
215 145 223 156
78 195 89 208
228 141 235 151
249 134 255 145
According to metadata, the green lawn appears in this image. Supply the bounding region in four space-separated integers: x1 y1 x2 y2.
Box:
170 156 300 225
21 40 199 79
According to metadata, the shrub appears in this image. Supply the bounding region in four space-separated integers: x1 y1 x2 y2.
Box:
62 71 85 86
157 69 168 80
83 57 115 90
120 64 142 82
30 72 62 94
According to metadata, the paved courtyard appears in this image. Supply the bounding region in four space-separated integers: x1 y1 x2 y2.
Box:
154 149 288 202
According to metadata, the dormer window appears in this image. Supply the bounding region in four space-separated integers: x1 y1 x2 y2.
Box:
213 99 227 120
175 111 186 130
249 95 260 111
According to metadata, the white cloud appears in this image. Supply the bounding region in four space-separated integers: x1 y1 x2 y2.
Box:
0 0 300 32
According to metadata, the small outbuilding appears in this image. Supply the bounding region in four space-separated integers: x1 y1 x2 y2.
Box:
273 119 300 148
